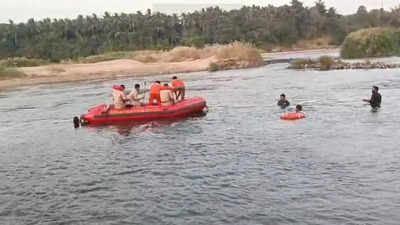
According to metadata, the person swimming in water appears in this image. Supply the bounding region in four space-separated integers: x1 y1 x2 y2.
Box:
295 104 304 114
277 93 290 109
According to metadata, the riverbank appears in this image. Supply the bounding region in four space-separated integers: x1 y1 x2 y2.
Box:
289 56 400 71
0 58 216 89
0 43 263 90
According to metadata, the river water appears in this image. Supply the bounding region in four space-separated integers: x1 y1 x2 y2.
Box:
1 61 400 224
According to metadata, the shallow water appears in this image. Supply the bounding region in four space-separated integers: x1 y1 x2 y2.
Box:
1 62 400 225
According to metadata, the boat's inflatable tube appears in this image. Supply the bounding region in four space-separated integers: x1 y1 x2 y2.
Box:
79 97 207 126
280 113 305 120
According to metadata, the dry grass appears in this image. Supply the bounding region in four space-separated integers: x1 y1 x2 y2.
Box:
0 57 49 67
0 65 26 79
72 42 263 72
208 62 220 72
78 50 161 63
214 42 263 65
49 66 66 73
132 42 262 67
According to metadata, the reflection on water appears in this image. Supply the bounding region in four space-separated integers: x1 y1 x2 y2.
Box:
1 62 400 225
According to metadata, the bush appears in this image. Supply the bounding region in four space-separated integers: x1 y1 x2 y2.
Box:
289 58 313 69
341 27 400 59
215 42 263 66
160 46 203 62
208 62 220 72
0 65 26 79
319 56 335 70
0 57 49 67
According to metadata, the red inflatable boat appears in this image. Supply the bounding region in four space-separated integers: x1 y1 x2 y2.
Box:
75 97 207 126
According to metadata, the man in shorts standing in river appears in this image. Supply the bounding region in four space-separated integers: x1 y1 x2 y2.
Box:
363 86 382 110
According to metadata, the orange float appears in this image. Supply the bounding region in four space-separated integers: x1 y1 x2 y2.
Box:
280 113 306 120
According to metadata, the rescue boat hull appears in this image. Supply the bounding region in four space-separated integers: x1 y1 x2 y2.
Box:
80 97 207 126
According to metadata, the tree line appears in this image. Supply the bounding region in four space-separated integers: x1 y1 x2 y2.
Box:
0 0 399 62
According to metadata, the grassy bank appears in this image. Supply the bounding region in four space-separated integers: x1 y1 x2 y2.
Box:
0 57 49 67
0 65 26 79
341 28 400 59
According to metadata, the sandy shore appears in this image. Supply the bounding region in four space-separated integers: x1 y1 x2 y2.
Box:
0 56 217 89
0 48 340 90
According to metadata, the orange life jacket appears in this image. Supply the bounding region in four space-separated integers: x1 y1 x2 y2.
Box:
150 84 162 94
172 80 185 88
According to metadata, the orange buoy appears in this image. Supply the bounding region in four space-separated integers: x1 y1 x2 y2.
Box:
280 113 306 120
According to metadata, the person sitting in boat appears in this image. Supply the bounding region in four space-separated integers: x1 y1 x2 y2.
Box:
277 93 290 109
363 86 382 109
127 84 145 107
149 81 162 105
112 85 128 109
160 83 176 106
171 76 185 101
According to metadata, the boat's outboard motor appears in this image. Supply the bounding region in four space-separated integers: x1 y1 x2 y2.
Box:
73 116 80 128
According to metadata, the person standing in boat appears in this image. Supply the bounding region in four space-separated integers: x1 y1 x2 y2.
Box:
277 93 290 109
127 84 145 107
149 81 162 105
363 86 382 109
160 83 176 106
112 85 128 109
171 76 185 101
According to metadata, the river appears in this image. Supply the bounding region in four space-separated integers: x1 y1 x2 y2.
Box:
1 58 400 224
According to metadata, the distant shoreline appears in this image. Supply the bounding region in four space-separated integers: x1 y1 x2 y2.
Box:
0 47 340 90
0 43 264 90
0 57 216 90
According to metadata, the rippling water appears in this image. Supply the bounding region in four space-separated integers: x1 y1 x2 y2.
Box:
1 62 400 225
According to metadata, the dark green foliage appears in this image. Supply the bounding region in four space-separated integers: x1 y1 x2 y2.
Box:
341 28 400 58
319 55 335 70
0 1 400 61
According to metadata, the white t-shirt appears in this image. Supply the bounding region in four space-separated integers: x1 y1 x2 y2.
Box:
128 89 145 106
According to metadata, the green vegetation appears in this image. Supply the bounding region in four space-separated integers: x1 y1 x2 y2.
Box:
0 65 26 79
1 1 399 62
0 57 49 67
290 58 314 69
319 55 335 70
208 63 220 72
341 28 400 59
290 55 336 70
